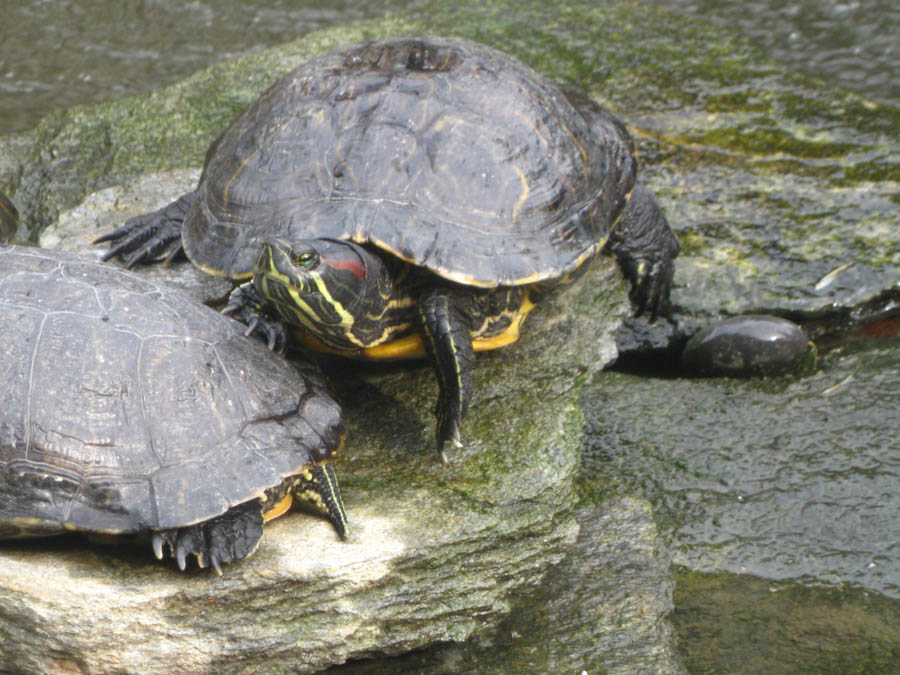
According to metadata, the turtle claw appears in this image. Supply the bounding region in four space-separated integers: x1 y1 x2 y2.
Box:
175 540 191 572
439 430 463 465
152 530 176 561
94 192 194 266
605 183 679 321
628 257 671 322
124 229 184 269
174 525 213 572
242 311 286 354
152 529 207 572
267 326 286 353
447 423 463 450
225 284 288 354
435 414 464 464
150 500 265 573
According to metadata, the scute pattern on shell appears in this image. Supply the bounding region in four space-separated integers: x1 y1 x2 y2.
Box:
186 37 634 286
0 246 343 535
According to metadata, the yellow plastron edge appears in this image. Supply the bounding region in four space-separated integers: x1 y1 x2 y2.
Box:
262 493 294 522
293 294 536 361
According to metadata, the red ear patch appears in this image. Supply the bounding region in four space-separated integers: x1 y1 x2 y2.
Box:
323 255 366 279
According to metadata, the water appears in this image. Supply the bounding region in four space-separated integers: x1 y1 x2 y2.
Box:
0 0 420 134
1 0 897 136
643 0 899 108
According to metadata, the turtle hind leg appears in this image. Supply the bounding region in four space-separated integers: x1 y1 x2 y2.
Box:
606 183 680 321
94 190 195 268
418 288 475 459
152 499 264 574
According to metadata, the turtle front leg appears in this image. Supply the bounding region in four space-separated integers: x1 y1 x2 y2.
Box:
605 183 680 321
418 289 475 460
152 499 265 574
223 282 288 353
94 191 195 267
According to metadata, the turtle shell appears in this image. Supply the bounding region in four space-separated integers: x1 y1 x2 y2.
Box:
184 36 636 287
0 246 343 537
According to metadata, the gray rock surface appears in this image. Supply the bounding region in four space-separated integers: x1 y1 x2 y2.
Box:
329 497 684 674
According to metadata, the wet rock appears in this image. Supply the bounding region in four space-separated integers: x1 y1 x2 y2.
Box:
331 497 684 674
681 314 816 377
497 497 683 673
584 336 900 599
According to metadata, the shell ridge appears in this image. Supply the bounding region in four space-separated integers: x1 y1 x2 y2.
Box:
209 336 249 429
134 330 161 472
23 312 48 462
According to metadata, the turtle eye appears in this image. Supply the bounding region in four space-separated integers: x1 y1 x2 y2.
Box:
293 251 319 268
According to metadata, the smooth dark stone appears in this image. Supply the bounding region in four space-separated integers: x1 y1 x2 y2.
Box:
681 314 812 377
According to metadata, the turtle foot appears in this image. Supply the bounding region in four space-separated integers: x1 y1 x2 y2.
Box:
94 191 194 268
224 283 288 354
626 256 675 322
436 413 463 461
152 500 264 574
291 462 349 540
607 183 679 321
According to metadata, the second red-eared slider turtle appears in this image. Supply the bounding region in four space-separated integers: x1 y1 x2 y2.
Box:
0 246 347 572
97 37 680 454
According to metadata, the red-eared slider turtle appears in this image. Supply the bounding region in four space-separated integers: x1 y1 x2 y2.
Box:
0 246 347 572
97 37 680 454
0 191 17 243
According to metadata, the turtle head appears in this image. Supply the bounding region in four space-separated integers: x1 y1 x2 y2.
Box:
252 238 396 349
